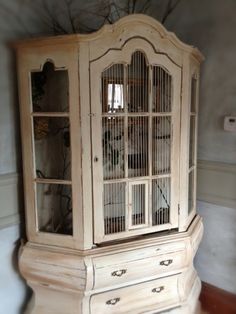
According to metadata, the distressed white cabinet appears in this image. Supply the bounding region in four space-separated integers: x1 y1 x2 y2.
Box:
15 14 204 314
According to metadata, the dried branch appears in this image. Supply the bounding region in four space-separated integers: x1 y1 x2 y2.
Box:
4 0 181 37
41 1 69 34
162 0 181 24
63 0 76 33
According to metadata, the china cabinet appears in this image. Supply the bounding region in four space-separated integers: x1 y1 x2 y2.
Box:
15 14 204 314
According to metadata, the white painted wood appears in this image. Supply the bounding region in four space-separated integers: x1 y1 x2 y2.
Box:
18 215 202 313
90 274 180 314
15 14 204 314
93 250 188 290
91 37 181 243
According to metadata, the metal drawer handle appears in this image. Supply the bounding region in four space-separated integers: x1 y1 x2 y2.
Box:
152 286 164 293
160 259 173 266
111 269 127 277
106 297 120 305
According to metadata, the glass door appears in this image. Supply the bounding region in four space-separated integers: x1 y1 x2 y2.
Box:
91 40 181 243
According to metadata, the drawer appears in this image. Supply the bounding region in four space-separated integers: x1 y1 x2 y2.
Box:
90 274 180 314
93 250 187 290
94 241 186 268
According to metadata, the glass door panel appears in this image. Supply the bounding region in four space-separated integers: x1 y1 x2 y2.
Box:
102 64 124 114
91 46 180 242
152 177 171 226
128 51 148 113
103 182 126 234
152 116 171 175
128 117 149 178
102 117 125 180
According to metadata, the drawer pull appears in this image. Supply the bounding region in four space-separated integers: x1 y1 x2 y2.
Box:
160 259 173 266
106 298 120 305
111 269 127 277
152 286 164 293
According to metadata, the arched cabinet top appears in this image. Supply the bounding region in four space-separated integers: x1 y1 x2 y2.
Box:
13 14 204 65
90 37 181 79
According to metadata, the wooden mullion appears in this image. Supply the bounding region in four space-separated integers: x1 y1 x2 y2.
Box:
124 64 129 231
32 112 69 117
148 65 153 227
34 178 72 185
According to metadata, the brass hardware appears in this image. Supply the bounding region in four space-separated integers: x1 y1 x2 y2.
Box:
152 286 164 293
106 298 120 305
160 259 173 266
111 269 127 277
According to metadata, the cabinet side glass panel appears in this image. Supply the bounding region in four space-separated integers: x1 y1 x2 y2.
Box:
31 61 69 112
36 183 72 235
33 117 71 180
31 60 73 236
188 170 194 214
188 75 198 214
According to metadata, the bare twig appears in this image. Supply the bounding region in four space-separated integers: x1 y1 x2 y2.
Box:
162 0 181 24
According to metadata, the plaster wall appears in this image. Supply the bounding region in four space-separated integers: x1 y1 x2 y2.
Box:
163 0 236 164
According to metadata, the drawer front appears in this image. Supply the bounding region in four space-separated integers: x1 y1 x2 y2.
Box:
90 275 180 314
94 241 186 268
93 250 187 290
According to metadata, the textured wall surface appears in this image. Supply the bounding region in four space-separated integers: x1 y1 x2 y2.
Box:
163 0 236 164
195 201 236 294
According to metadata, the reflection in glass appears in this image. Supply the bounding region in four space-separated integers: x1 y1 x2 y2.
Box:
33 117 71 180
31 61 69 112
102 64 124 113
37 183 72 235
